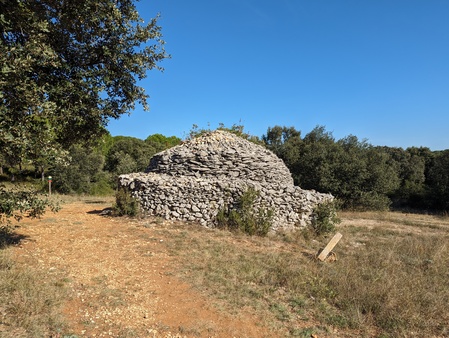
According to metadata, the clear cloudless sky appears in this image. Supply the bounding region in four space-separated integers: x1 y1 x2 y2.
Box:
106 0 449 150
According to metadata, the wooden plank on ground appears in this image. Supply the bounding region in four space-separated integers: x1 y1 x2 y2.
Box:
317 232 342 261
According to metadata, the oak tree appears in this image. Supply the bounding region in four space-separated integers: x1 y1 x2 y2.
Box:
0 0 168 169
1 0 167 223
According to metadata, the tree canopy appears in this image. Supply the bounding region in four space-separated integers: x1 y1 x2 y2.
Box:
262 125 447 211
0 0 168 169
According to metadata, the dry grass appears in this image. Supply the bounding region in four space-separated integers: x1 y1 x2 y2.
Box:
0 206 448 337
50 193 115 205
0 249 68 337
162 212 449 337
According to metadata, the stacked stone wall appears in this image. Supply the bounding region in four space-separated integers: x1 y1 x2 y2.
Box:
118 130 333 231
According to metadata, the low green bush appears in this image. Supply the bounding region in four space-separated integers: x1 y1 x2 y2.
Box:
113 188 140 216
354 191 392 211
310 200 341 235
216 187 274 236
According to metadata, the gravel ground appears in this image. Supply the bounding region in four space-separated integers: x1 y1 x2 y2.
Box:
13 201 269 338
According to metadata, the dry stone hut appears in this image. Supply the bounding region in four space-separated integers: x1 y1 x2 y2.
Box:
118 130 333 231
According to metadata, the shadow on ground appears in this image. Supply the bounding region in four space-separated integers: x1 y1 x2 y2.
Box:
0 227 29 248
87 208 114 216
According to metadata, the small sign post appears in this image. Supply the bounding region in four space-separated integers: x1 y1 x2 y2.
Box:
317 232 342 261
48 176 52 196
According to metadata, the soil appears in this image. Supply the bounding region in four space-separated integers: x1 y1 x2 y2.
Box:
12 200 272 338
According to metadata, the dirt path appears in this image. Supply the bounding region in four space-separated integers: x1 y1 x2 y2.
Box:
13 201 269 338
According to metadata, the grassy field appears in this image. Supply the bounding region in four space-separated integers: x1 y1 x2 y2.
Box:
0 245 68 337
162 210 449 337
1 201 448 337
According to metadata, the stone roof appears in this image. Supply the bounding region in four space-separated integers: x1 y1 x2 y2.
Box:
146 130 294 187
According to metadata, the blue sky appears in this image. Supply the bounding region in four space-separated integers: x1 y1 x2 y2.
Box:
107 0 449 150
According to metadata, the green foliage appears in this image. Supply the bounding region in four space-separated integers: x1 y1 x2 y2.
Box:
0 185 59 227
88 172 114 196
113 188 140 217
105 136 156 175
262 125 449 212
383 147 427 207
52 144 111 195
427 150 449 210
304 131 399 210
1 0 168 173
310 200 341 235
263 125 302 169
0 0 168 222
216 187 274 236
264 125 402 211
104 134 181 176
96 132 115 157
263 126 301 148
354 191 391 211
145 134 181 153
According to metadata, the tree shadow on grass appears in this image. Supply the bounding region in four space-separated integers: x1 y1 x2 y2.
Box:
0 227 29 248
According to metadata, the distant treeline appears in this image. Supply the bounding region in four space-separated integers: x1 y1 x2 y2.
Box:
0 133 180 196
263 125 448 212
1 125 448 212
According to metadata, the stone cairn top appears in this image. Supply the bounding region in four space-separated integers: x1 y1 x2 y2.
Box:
119 130 332 231
146 130 294 187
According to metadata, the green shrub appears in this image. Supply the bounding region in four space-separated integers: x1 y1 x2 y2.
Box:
310 200 341 235
216 187 274 236
113 188 140 216
51 144 109 195
353 191 392 211
0 185 60 227
88 173 114 196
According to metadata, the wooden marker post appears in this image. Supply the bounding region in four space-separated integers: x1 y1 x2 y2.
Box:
48 176 52 196
317 232 342 261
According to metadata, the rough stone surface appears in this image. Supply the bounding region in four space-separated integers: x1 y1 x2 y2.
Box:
118 130 333 231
